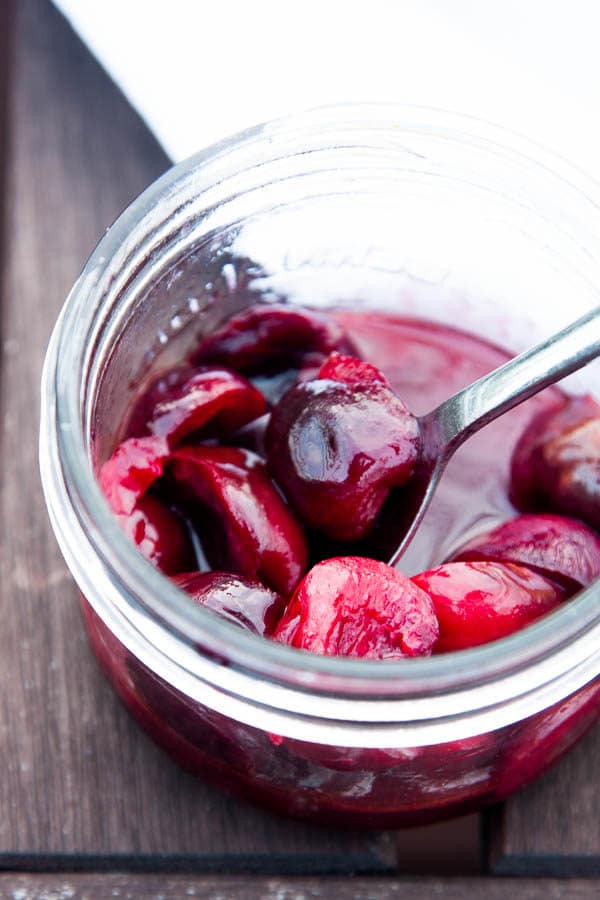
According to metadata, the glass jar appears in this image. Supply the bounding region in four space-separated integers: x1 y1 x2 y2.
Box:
40 105 600 828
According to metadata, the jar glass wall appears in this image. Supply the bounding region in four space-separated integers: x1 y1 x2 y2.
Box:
40 106 600 826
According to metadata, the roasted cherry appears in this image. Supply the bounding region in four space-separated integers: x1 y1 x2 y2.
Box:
174 571 285 635
124 364 266 447
193 303 355 375
511 394 600 530
450 513 600 593
412 561 567 653
273 556 439 659
266 354 420 541
167 445 307 595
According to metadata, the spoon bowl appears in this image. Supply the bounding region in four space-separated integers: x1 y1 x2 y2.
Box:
388 305 600 567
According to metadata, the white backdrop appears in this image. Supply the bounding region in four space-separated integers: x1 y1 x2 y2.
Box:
53 0 600 177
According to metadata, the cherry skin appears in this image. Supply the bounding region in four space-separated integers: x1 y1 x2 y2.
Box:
511 394 600 530
174 571 285 635
193 302 355 375
266 354 420 541
167 445 308 595
117 495 196 575
273 556 439 659
124 364 266 447
450 513 600 594
412 561 567 653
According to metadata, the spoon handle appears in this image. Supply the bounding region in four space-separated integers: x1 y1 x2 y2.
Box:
424 305 600 457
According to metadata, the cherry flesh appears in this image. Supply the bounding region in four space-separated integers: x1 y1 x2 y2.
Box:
412 561 567 653
274 556 439 659
99 435 170 516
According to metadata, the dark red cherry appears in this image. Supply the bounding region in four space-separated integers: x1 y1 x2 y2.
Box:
412 561 566 653
99 435 170 515
174 571 285 635
167 445 307 595
266 354 420 541
117 496 195 575
124 364 266 447
273 556 439 659
193 303 355 374
511 394 600 530
450 513 600 593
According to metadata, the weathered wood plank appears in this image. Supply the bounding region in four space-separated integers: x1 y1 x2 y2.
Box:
0 874 598 900
0 0 13 281
487 718 600 875
0 0 395 871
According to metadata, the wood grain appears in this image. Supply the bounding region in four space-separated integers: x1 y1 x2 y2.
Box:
487 718 600 875
0 0 395 871
0 0 13 285
0 875 598 900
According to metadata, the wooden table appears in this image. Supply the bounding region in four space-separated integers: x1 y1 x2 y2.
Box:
1 1 599 897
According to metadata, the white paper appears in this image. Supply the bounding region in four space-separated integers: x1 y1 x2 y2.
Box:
52 0 600 181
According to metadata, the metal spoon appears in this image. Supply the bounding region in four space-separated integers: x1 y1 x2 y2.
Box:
388 306 600 567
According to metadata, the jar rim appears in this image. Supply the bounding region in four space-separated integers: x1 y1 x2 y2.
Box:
40 103 600 738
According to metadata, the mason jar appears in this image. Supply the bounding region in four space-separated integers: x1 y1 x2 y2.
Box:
40 105 600 827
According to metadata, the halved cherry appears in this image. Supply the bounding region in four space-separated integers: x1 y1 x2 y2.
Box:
99 435 170 516
450 513 600 594
167 446 307 595
266 354 420 541
117 496 195 575
511 394 600 530
174 571 285 635
193 303 356 374
99 435 195 572
273 556 439 659
124 364 266 447
412 561 567 653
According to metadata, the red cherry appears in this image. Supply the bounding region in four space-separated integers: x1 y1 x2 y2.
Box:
273 556 439 659
193 303 355 374
167 446 308 595
511 394 600 530
117 495 195 575
125 364 266 447
99 435 170 515
266 355 420 541
412 561 567 653
174 571 285 635
450 513 600 593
